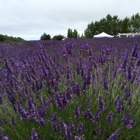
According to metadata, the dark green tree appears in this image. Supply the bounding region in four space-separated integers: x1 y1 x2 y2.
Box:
99 17 108 33
119 17 131 33
67 29 73 38
73 29 78 38
52 34 64 40
111 15 120 36
0 34 6 41
40 33 51 40
81 33 84 38
0 34 24 42
84 23 95 38
130 13 140 33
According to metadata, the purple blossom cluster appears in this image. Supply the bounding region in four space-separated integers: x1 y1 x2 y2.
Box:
0 37 140 139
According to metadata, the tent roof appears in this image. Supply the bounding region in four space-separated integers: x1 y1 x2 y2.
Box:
94 32 113 38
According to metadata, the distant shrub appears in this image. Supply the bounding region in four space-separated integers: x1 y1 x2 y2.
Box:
40 33 51 40
0 34 24 42
52 34 64 40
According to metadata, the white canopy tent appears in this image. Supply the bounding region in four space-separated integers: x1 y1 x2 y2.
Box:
94 32 114 38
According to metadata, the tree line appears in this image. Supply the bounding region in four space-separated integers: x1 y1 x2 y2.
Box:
40 12 140 40
84 13 140 38
0 34 24 42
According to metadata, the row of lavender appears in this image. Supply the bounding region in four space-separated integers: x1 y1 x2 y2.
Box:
0 38 140 139
0 37 140 68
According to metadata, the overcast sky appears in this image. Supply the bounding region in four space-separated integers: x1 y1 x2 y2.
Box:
0 0 139 40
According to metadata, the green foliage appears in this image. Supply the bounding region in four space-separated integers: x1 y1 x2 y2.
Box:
119 17 131 33
130 13 140 33
67 28 73 38
0 34 24 42
67 28 79 38
84 13 140 38
52 34 64 40
40 32 51 40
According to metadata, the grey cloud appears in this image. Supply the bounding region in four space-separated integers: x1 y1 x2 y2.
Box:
0 0 140 40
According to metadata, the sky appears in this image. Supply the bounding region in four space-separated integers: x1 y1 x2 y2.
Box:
0 0 140 40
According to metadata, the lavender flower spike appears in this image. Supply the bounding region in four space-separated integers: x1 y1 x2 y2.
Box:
107 128 120 140
3 136 9 140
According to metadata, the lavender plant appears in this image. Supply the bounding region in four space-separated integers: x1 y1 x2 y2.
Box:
0 37 140 140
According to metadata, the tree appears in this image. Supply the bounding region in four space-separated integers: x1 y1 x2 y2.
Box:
73 29 78 38
130 13 140 33
119 17 131 33
111 15 120 36
67 29 73 38
81 33 84 38
52 34 64 40
84 23 93 38
40 33 51 40
0 34 6 41
0 34 24 42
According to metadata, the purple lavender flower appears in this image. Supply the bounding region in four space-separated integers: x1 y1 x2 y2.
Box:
72 82 81 96
106 111 114 124
92 61 98 69
107 128 120 140
59 121 69 136
66 131 72 140
126 66 131 79
114 96 120 105
113 66 117 78
120 83 126 90
3 136 9 140
82 81 87 92
31 128 38 140
135 58 140 67
66 70 71 79
96 127 102 135
75 136 82 140
98 96 106 111
84 71 92 85
121 60 127 71
11 117 16 126
131 42 138 58
37 106 46 117
69 118 75 131
128 98 132 106
93 110 100 119
77 122 84 133
129 74 135 83
74 106 82 118
104 76 109 90
66 87 73 102
40 117 46 126
75 136 85 140
122 111 135 129
84 108 93 119
85 98 90 106
51 113 57 122
17 103 27 120
0 94 2 104
126 120 135 129
54 80 59 92
54 93 67 110
116 101 124 115
124 91 131 100
52 122 58 132
27 98 36 115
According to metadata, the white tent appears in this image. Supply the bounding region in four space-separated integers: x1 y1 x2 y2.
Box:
94 32 114 38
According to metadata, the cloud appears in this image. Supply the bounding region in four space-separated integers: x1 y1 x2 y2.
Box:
0 0 140 40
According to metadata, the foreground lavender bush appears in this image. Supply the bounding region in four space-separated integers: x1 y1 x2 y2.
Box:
0 38 140 140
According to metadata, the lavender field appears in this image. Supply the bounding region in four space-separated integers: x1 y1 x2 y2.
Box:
0 37 140 140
